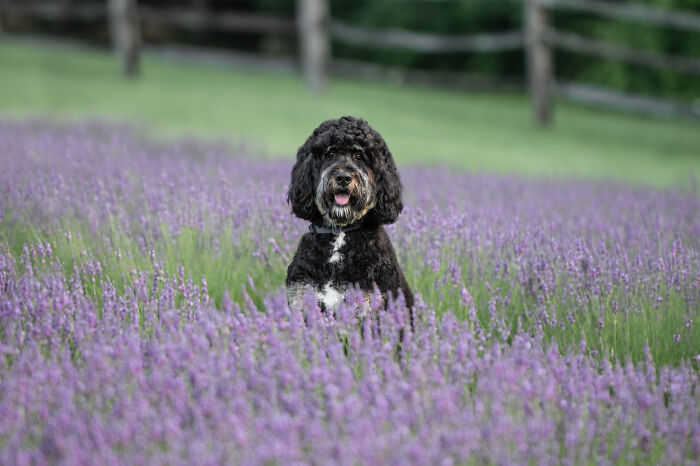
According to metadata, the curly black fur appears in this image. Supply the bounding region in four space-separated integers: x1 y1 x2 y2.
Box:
286 116 413 311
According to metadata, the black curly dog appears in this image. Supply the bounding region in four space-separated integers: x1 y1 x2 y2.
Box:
286 116 414 314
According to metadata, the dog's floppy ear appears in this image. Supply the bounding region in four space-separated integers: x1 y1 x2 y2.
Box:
287 150 321 223
369 149 404 225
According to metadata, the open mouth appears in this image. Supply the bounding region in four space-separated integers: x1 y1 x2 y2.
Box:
334 192 351 206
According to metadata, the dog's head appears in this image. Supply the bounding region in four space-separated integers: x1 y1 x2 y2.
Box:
288 116 404 227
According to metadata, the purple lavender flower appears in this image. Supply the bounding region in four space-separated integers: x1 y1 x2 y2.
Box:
0 121 698 464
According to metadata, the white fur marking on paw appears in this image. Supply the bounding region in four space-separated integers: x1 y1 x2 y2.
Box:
316 282 344 310
328 232 345 264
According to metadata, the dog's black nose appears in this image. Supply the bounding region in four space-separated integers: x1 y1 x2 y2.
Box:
334 172 352 187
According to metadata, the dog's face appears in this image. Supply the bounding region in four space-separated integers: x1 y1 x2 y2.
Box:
288 116 404 227
314 143 375 226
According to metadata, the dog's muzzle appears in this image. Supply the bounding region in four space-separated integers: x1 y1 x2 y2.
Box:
316 164 374 226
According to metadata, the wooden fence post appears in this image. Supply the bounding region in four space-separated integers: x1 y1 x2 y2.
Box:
109 0 141 78
194 0 209 17
297 0 329 93
525 0 552 126
193 0 209 36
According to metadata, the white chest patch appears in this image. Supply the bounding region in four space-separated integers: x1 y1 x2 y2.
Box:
316 282 344 310
328 232 346 264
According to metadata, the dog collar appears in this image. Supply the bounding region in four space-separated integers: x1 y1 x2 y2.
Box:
309 223 364 234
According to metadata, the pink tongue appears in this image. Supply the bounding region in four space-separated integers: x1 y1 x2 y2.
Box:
334 193 350 206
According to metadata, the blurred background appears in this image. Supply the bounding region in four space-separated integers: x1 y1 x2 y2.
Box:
1 0 699 186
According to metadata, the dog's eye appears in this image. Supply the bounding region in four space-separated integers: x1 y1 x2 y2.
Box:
326 150 335 158
353 152 363 160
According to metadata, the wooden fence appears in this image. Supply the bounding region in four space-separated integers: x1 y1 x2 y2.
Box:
2 0 699 124
526 0 700 124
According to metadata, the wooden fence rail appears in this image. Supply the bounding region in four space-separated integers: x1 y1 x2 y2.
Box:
555 81 700 119
539 0 700 32
546 28 700 76
1 2 296 35
330 22 524 53
138 8 295 35
2 2 105 21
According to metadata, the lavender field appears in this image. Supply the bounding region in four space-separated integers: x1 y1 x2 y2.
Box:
1 120 698 464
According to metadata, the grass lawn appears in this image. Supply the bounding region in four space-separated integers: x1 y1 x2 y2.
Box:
1 39 699 187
